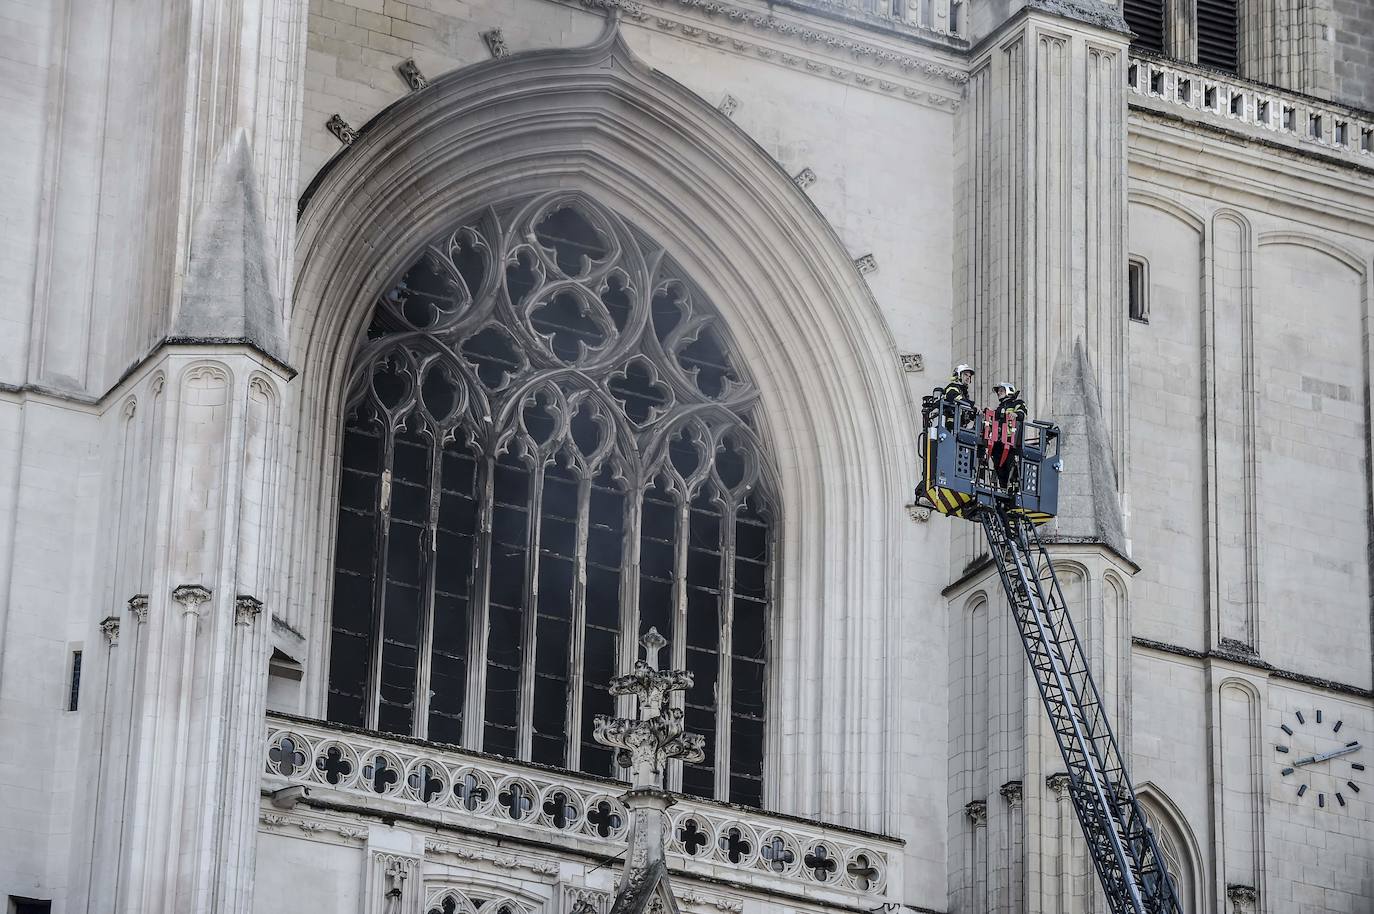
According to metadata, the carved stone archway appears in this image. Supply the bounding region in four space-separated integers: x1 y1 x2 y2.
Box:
288 18 922 831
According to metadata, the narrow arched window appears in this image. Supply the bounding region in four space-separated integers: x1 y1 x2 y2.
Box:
325 193 776 807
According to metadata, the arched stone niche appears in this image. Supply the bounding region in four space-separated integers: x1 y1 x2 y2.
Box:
286 19 921 830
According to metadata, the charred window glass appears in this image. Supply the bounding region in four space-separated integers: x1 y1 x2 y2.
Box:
326 193 776 805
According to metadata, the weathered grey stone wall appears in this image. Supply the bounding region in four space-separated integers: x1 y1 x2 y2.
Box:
1332 0 1374 111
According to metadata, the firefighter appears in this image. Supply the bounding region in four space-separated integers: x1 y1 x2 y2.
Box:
990 382 1026 489
942 363 976 430
945 364 976 406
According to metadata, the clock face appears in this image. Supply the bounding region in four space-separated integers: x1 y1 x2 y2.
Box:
1275 708 1364 808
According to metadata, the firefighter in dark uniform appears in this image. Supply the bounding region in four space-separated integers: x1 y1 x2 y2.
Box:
990 382 1026 489
942 363 976 429
916 363 977 504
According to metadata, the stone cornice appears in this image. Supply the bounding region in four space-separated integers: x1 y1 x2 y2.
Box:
569 0 967 112
1131 637 1373 700
1129 115 1374 241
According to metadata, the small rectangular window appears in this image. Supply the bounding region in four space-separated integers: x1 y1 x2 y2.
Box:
1282 106 1296 131
1257 99 1270 123
11 898 52 914
1177 78 1191 103
1361 127 1372 153
1128 260 1149 324
1335 122 1349 146
1204 85 1218 109
67 651 82 712
1149 70 1165 95
1229 93 1244 117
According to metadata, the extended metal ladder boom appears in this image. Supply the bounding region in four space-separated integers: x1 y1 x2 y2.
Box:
978 505 1182 914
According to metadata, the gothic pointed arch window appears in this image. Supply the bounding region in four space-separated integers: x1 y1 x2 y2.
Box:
325 192 775 807
1139 792 1201 912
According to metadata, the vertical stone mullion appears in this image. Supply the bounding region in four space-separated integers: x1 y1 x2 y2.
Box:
617 485 644 724
666 488 690 794
412 433 445 739
714 503 738 801
564 474 593 770
365 430 398 730
463 454 496 749
516 452 546 761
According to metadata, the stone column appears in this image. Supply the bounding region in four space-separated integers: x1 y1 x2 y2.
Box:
965 800 988 913
998 781 1024 912
958 11 1137 913
959 3 1131 548
1045 773 1076 914
65 353 290 914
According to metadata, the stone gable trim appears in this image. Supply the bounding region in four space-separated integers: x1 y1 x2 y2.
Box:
1132 637 1374 699
565 0 967 112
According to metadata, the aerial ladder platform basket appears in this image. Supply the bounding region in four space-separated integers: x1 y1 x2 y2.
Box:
917 395 1183 914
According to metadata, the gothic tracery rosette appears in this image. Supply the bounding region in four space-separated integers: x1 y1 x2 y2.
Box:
340 191 768 488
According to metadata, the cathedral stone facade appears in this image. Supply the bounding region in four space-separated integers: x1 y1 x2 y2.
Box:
0 0 1370 912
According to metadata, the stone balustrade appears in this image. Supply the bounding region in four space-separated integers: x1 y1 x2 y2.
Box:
263 715 898 899
1128 53 1374 168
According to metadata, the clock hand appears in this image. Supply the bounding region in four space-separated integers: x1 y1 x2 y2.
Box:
1315 742 1361 763
1292 742 1361 768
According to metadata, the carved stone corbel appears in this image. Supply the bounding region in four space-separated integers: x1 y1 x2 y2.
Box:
171 584 213 615
999 780 1023 807
234 594 263 626
100 616 121 645
128 593 149 623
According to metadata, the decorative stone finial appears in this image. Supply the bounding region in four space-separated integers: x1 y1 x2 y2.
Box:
593 628 704 789
594 629 702 914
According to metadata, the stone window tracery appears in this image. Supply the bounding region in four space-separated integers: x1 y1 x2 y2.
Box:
325 192 775 806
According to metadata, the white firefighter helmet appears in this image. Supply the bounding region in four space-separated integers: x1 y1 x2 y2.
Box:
955 363 975 376
994 381 1017 396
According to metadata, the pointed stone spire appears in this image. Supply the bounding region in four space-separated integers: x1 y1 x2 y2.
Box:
1048 337 1128 554
593 628 704 914
173 129 287 362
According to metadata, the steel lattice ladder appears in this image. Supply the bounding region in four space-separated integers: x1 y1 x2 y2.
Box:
978 506 1183 914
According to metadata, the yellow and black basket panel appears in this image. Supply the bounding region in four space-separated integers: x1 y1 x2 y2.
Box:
1007 506 1054 526
929 486 976 517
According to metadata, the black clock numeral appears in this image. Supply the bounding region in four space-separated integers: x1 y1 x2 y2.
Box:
1353 763 1366 772
1297 784 1308 797
1281 767 1294 776
1336 793 1345 807
1296 711 1306 725
1316 709 1323 723
1318 793 1325 807
1276 745 1289 753
1348 781 1360 793
1334 720 1343 733
1281 724 1293 736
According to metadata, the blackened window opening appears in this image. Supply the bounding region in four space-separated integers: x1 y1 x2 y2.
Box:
67 651 82 712
325 193 776 806
1123 0 1165 54
1197 0 1238 73
1128 259 1149 324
